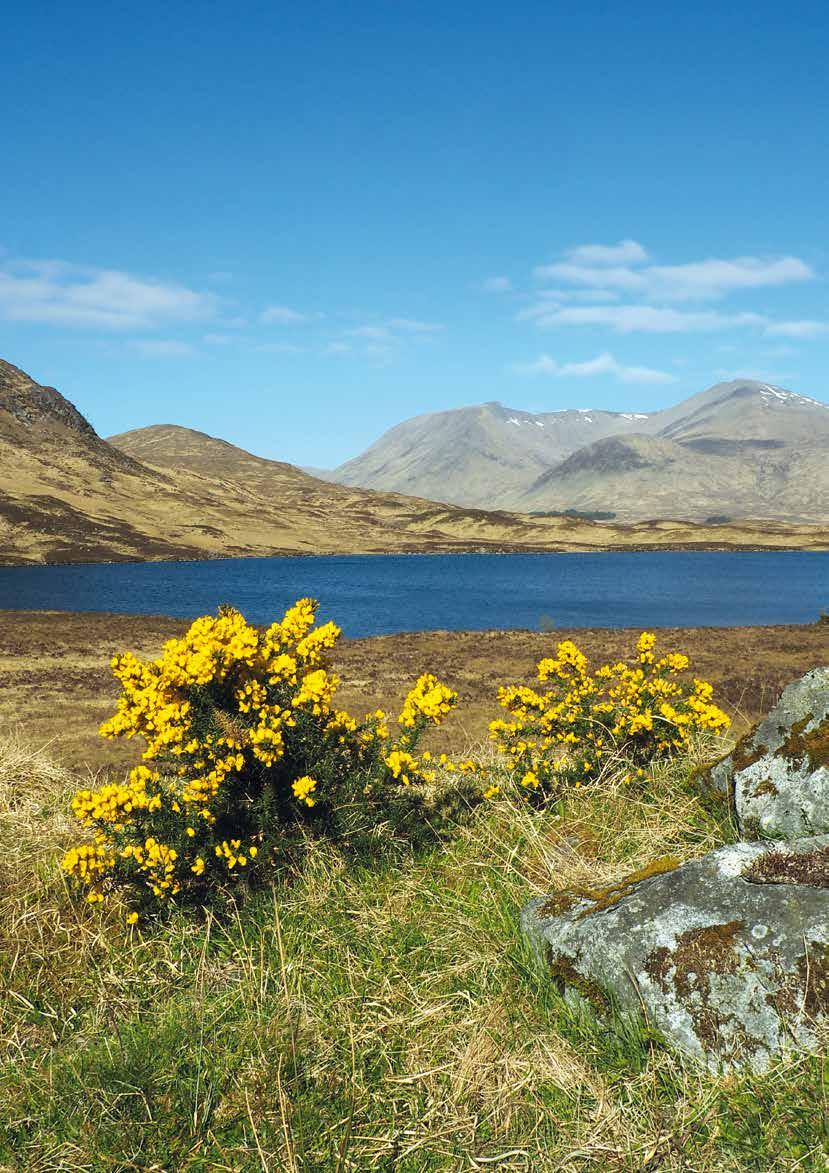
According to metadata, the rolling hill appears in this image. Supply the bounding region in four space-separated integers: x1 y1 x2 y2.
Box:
329 381 829 522
1 358 826 565
0 359 577 563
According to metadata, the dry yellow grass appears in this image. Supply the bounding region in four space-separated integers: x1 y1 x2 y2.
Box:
1 610 826 770
1 729 826 1170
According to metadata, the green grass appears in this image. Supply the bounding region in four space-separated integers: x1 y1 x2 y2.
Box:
0 736 826 1170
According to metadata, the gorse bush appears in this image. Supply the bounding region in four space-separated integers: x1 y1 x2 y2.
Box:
62 609 731 919
62 600 461 918
487 632 730 802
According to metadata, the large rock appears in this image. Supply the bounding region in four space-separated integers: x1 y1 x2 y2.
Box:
521 837 828 1071
709 666 829 839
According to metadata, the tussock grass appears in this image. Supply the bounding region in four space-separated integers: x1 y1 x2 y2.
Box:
0 734 826 1170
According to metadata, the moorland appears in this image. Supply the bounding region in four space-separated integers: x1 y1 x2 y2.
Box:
1 607 827 1169
2 358 827 566
2 609 828 771
1 356 828 1169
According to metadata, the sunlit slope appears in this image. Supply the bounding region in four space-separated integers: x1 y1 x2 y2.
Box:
329 381 829 521
1 358 826 565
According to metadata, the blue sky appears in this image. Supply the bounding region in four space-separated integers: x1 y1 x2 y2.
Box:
2 0 828 467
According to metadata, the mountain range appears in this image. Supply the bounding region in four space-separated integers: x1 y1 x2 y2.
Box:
0 358 826 565
328 381 829 522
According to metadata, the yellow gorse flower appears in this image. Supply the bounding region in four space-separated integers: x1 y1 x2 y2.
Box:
490 632 730 801
64 599 463 914
292 775 318 806
398 674 458 729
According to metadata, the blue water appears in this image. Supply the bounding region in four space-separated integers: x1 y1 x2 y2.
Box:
0 552 826 638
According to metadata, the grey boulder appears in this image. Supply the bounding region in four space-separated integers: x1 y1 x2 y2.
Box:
709 666 829 839
521 836 828 1071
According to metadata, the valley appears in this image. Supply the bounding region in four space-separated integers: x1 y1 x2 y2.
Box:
1 358 826 566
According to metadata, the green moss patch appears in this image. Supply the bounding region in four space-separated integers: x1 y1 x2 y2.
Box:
777 713 829 772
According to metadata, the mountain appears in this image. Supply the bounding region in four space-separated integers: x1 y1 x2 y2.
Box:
332 400 655 505
519 382 829 521
328 381 829 522
0 362 570 563
1 359 825 565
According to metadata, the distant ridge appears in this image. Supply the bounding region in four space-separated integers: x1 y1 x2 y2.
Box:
0 358 825 565
327 381 829 522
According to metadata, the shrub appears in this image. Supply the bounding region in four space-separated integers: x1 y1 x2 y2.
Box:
488 632 730 802
61 600 461 918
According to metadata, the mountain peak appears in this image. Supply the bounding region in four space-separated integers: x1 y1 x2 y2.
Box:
329 378 829 521
0 358 99 439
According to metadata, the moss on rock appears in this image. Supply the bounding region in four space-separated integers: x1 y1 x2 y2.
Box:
744 844 829 888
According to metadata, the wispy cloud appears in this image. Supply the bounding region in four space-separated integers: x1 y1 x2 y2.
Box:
520 299 827 337
129 339 196 358
345 318 445 339
204 333 232 345
530 287 622 303
260 304 316 324
764 318 827 338
511 351 677 384
0 256 217 329
520 303 767 333
533 250 813 302
565 239 649 266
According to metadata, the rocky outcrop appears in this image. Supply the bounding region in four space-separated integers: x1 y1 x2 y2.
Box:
710 667 829 839
521 837 829 1072
0 357 99 438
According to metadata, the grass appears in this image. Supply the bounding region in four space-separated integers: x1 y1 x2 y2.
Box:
1 734 827 1170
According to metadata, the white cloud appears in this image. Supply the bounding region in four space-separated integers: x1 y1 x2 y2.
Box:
764 318 827 338
521 303 766 333
530 287 622 303
129 339 196 358
533 251 814 302
326 341 350 354
345 319 445 339
534 262 645 289
204 333 232 345
512 351 677 384
646 256 813 301
260 304 314 324
0 257 217 329
565 239 649 266
482 275 512 292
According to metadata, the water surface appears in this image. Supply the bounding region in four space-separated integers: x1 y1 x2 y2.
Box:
0 552 825 638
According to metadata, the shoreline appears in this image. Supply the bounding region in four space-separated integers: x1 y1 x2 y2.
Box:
1 610 826 772
0 606 828 638
2 540 829 569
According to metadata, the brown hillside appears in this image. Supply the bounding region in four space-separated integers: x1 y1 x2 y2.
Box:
0 360 826 565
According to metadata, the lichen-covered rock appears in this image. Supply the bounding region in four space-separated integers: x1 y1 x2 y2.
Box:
521 836 829 1071
709 667 829 839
